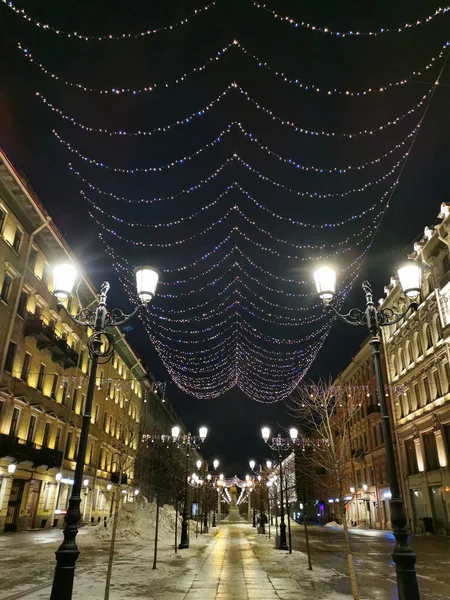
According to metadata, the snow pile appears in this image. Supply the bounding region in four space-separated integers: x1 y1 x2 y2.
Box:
325 521 343 528
95 496 182 541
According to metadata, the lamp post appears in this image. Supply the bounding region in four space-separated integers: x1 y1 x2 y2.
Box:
49 264 158 600
313 263 422 600
212 459 219 527
174 426 207 549
217 473 224 524
262 427 298 551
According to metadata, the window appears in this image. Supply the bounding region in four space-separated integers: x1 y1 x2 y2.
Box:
42 422 51 447
65 432 72 458
88 443 94 466
73 437 79 461
423 432 440 471
72 389 78 412
0 205 6 233
444 425 450 464
27 415 37 443
42 263 50 285
37 363 46 391
109 416 113 434
444 253 450 274
50 374 58 399
400 349 406 371
425 324 433 350
406 341 413 365
81 394 86 415
405 438 419 475
9 407 20 436
61 380 69 405
107 380 112 398
21 352 31 381
78 350 85 372
1 273 12 303
34 303 42 318
29 248 38 272
416 333 424 358
94 404 99 424
12 228 22 252
4 341 16 373
423 377 432 404
432 370 442 399
17 290 28 318
98 447 103 469
54 427 61 450
413 382 420 409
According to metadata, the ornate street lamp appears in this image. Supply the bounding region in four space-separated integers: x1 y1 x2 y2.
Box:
212 460 219 527
261 427 298 551
50 264 158 600
313 264 422 600
172 427 207 549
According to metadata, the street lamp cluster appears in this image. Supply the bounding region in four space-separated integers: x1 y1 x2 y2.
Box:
261 427 299 551
313 263 422 600
50 262 159 600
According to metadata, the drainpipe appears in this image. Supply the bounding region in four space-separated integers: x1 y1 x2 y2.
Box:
0 217 52 379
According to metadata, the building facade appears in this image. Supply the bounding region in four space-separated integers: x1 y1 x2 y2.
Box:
333 339 393 529
0 149 179 533
381 203 450 536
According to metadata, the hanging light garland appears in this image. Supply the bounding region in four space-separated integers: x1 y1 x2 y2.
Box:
251 1 450 38
18 39 449 97
36 84 430 138
3 0 217 40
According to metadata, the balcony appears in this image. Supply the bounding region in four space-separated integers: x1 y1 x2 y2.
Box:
352 448 365 460
24 314 79 369
110 472 128 485
0 433 63 469
367 404 381 417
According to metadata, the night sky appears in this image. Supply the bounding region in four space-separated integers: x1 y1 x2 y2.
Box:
1 0 449 477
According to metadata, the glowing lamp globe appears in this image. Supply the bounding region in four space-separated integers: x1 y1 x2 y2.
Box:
8 463 16 474
53 263 78 301
199 426 208 442
213 459 219 469
314 266 336 303
245 474 250 481
135 265 159 304
55 472 62 482
261 427 270 442
290 427 298 441
106 484 112 491
397 263 422 299
266 460 272 469
219 473 224 481
171 425 180 439
196 460 202 470
249 460 255 470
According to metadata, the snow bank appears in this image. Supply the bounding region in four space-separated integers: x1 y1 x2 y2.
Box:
95 496 183 541
325 521 343 528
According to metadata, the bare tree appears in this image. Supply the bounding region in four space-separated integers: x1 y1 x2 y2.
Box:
290 380 366 600
104 399 140 600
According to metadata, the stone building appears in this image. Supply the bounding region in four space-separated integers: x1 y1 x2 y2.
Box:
0 149 180 532
332 339 393 529
380 203 450 535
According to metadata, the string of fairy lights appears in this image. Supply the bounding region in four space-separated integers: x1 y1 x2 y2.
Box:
7 0 448 401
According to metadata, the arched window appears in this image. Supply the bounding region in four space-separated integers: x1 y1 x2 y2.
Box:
415 332 424 358
406 341 413 365
400 348 406 371
424 323 433 350
434 314 443 341
391 355 398 377
401 393 409 418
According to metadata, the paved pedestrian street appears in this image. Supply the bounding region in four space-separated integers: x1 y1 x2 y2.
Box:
0 523 351 600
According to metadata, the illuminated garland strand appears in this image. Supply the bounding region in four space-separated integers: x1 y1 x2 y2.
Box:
236 40 450 96
70 160 233 203
235 153 403 199
55 126 232 173
59 120 413 174
18 41 234 94
251 1 450 38
37 83 430 138
3 0 217 40
85 186 382 249
235 121 418 174
19 39 450 97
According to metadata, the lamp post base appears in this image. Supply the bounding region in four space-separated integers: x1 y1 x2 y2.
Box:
179 520 189 550
279 521 289 551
